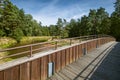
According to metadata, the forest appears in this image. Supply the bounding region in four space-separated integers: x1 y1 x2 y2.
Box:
0 0 120 42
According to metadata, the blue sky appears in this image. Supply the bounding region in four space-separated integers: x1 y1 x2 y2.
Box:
11 0 115 26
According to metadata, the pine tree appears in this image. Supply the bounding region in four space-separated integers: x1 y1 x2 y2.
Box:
110 0 120 41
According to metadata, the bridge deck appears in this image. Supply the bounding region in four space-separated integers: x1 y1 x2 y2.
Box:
49 41 120 80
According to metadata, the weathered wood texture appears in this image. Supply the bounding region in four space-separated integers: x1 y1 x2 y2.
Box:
0 37 115 80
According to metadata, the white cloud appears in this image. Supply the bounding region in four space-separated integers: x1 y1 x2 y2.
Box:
31 0 88 26
11 0 115 26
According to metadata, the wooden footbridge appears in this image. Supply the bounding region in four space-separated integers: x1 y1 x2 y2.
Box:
0 35 119 80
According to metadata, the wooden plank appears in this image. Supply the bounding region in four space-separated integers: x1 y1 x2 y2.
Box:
11 66 19 80
79 44 82 57
65 48 70 65
81 43 84 55
86 42 89 52
57 72 71 80
51 53 56 73
56 51 61 72
88 42 90 51
55 73 64 80
69 47 73 63
4 68 12 80
40 56 48 80
61 69 76 79
48 54 52 62
52 53 56 62
92 41 94 48
31 59 40 80
4 66 19 80
0 71 4 80
72 47 75 62
40 56 44 80
61 50 65 69
76 45 79 60
20 62 30 80
44 56 48 79
84 43 87 54
93 40 95 48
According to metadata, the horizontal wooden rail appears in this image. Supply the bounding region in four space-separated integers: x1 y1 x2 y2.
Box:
0 35 114 61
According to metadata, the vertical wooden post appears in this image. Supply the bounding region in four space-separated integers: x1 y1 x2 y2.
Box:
30 45 32 57
70 39 72 45
79 38 81 43
55 41 58 50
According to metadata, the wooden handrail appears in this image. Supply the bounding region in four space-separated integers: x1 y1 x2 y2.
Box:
0 35 113 61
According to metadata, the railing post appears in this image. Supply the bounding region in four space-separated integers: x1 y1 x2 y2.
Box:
30 45 33 57
79 38 81 43
55 41 58 49
70 39 72 45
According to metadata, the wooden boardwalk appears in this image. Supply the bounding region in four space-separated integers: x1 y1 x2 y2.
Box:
49 41 120 80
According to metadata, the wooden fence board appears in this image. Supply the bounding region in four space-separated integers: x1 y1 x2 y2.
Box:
20 62 30 80
0 71 4 80
70 47 73 63
72 47 75 62
41 56 48 80
65 48 70 65
61 50 65 69
31 59 40 80
56 51 61 71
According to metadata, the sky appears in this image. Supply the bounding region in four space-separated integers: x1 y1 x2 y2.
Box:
11 0 115 26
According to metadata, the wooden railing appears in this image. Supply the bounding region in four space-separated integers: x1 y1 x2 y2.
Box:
0 35 114 61
0 35 115 80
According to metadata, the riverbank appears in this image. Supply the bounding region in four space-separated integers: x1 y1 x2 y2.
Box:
0 36 52 63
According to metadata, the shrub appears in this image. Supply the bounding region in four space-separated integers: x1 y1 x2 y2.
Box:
0 37 17 48
20 36 51 45
11 28 24 43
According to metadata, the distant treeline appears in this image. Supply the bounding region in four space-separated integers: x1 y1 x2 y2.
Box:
0 0 120 42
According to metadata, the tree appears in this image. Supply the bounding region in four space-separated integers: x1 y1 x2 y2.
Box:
96 7 109 34
49 25 57 36
100 18 111 34
80 15 89 35
12 28 24 42
56 18 63 37
67 19 79 37
41 26 50 36
0 0 44 41
0 0 5 36
88 9 97 35
114 0 120 17
110 0 120 41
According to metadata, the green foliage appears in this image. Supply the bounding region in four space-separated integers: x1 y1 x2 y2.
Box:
11 28 24 43
110 0 120 41
20 36 51 45
110 17 120 41
0 37 17 48
0 29 5 37
0 0 43 41
0 0 120 42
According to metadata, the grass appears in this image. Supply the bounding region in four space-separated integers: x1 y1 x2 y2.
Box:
0 36 52 48
16 36 52 46
0 37 17 48
0 36 52 63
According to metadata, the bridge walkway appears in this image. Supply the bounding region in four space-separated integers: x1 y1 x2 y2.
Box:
49 41 120 80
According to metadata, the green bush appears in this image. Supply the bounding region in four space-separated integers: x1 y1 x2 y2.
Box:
0 37 17 48
0 29 5 37
11 28 24 43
